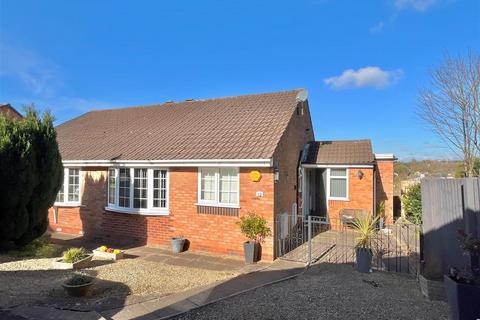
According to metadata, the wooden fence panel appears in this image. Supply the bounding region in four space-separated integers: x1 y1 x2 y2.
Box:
421 178 480 279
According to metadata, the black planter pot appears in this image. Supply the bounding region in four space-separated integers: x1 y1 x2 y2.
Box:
62 279 94 297
444 275 480 320
243 241 259 264
355 247 372 273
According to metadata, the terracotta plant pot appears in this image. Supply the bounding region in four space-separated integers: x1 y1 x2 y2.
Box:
444 275 480 320
355 247 372 273
243 241 259 264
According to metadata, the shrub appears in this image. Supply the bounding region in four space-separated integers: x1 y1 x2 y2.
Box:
65 274 93 286
63 247 88 263
238 212 271 243
402 183 422 225
0 107 63 248
10 238 58 258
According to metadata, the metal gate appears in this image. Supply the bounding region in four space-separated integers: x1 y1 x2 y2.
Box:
275 214 421 275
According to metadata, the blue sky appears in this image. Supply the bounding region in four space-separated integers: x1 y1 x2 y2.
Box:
1 0 479 160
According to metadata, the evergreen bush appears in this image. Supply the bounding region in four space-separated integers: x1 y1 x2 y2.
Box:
0 107 63 248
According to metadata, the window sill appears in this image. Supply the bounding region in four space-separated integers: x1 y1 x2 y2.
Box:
195 203 240 209
105 206 169 216
54 202 81 207
329 197 349 202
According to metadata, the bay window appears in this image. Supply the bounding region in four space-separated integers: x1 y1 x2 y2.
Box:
55 168 81 205
107 168 169 215
329 168 348 200
198 167 239 207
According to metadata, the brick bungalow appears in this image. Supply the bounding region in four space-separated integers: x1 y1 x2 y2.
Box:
48 89 395 260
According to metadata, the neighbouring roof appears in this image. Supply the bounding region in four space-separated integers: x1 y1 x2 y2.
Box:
56 89 306 161
303 139 375 165
0 104 23 120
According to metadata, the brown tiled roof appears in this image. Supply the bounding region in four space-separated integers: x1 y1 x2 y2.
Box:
0 104 23 120
56 89 304 161
303 140 374 165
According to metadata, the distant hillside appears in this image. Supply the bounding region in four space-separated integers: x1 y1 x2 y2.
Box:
393 160 461 195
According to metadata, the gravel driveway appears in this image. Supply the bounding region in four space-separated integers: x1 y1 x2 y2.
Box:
173 263 449 320
0 252 238 311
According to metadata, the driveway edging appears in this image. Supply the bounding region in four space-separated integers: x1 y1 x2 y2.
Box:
160 261 308 320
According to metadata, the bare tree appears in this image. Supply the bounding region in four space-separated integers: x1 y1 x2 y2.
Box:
418 52 480 177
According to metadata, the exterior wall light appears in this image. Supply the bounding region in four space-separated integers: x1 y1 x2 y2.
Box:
357 170 364 180
274 168 280 182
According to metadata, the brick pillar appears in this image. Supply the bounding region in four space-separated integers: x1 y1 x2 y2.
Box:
376 159 394 224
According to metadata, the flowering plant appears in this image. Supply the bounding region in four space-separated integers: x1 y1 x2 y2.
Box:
99 245 122 254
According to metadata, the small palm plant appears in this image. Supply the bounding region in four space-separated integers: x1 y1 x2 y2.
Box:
351 212 379 248
350 212 379 273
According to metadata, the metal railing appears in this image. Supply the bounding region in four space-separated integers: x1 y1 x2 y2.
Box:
275 214 421 275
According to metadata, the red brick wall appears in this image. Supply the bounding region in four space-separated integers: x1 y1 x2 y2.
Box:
328 168 374 225
48 207 83 235
375 160 394 223
273 101 314 217
49 166 276 260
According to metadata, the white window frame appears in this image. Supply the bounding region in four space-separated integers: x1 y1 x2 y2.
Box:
54 167 82 206
327 168 349 201
197 167 240 208
105 167 169 215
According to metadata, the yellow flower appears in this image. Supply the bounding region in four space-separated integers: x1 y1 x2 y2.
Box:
113 249 121 254
99 246 108 252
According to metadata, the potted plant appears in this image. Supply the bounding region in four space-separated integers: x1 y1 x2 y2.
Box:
171 237 186 254
238 212 271 264
444 230 480 320
62 274 94 297
351 212 379 273
53 247 93 270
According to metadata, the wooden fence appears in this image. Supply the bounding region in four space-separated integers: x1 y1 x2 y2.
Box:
421 178 480 278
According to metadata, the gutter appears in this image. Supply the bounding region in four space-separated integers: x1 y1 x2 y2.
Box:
61 158 273 168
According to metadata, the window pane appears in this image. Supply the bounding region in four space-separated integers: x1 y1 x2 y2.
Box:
119 168 131 207
56 181 64 202
200 168 216 201
330 168 347 177
153 170 167 208
330 178 347 198
108 169 116 205
219 168 238 204
68 169 79 202
133 169 147 208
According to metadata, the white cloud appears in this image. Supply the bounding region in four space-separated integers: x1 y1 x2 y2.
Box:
394 0 437 12
370 21 385 34
0 42 62 97
324 66 403 90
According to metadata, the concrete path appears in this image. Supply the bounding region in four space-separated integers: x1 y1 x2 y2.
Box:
99 259 306 320
2 306 105 320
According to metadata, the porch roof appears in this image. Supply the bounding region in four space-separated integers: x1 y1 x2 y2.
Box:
302 139 375 165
